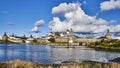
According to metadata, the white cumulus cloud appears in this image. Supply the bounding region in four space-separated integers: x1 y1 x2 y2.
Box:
30 19 45 33
0 35 2 40
52 3 80 16
49 2 108 33
100 0 120 11
31 26 40 33
110 25 120 32
34 20 45 27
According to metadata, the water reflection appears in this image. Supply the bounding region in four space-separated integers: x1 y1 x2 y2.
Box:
0 44 120 64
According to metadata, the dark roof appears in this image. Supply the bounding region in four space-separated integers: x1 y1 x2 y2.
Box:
105 30 111 37
3 32 8 37
11 33 15 37
29 34 33 38
55 31 60 36
98 36 107 39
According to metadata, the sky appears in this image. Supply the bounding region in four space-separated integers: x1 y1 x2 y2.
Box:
0 0 120 37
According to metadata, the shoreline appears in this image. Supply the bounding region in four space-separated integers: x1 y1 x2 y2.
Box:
0 60 120 68
1 39 120 52
88 45 120 52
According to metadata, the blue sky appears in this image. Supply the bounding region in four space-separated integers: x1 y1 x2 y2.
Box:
0 0 120 37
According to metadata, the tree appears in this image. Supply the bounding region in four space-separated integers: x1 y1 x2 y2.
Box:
49 37 55 42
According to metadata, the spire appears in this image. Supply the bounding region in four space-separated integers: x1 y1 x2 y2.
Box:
105 29 111 36
29 34 33 38
11 33 15 37
23 34 26 38
2 32 8 41
70 28 73 32
105 29 112 39
107 29 109 33
3 32 7 36
22 34 27 39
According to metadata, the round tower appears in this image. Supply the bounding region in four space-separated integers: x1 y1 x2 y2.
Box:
2 32 8 42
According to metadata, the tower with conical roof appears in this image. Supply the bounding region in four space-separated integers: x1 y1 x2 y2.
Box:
22 34 27 39
2 32 8 41
11 33 15 37
105 29 112 39
55 31 60 38
29 34 33 38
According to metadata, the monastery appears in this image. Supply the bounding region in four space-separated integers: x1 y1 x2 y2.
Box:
2 29 112 45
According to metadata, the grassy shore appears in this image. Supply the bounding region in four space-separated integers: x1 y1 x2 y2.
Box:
88 39 120 52
0 60 120 68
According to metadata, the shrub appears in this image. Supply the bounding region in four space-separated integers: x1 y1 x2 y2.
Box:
33 39 37 43
49 37 55 42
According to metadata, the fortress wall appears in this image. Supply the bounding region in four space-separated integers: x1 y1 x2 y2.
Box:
75 38 100 43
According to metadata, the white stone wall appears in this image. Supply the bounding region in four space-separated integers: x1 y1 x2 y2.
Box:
75 38 100 43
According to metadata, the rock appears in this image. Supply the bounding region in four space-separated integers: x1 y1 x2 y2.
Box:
109 57 120 63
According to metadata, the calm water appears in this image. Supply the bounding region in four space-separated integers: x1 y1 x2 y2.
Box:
0 44 120 64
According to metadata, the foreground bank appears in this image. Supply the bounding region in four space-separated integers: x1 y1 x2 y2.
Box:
1 60 120 68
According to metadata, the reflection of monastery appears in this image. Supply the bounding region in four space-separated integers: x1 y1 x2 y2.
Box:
2 29 112 45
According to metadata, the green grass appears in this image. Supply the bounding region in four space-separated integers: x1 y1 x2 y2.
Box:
89 40 120 51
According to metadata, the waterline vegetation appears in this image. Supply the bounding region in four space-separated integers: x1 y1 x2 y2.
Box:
1 60 120 68
89 39 120 52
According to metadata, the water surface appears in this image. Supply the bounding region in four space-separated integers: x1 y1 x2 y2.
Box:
0 44 120 64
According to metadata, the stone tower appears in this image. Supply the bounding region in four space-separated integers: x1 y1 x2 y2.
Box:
2 32 8 41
